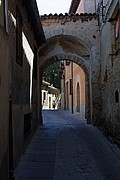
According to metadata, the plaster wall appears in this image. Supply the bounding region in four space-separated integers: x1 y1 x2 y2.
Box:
76 0 84 13
8 1 38 167
77 0 95 13
65 62 85 119
0 26 9 179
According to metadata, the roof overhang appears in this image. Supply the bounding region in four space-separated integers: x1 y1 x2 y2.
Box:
22 0 46 47
69 0 81 14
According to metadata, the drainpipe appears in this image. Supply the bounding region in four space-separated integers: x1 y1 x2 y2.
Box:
9 93 14 180
39 71 43 125
71 62 73 114
64 62 66 110
89 54 93 124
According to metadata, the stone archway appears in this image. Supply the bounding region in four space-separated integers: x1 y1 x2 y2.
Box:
39 52 89 76
38 28 100 124
38 52 91 124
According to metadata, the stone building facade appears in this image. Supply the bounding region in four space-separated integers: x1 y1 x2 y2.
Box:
1 0 120 179
98 0 120 141
39 0 120 141
67 0 120 142
0 0 45 179
39 13 100 124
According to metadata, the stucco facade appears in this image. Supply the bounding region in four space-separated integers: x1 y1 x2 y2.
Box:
0 0 45 179
0 1 9 178
65 62 85 118
69 0 99 14
8 0 45 172
76 0 96 13
1 0 120 178
0 18 9 180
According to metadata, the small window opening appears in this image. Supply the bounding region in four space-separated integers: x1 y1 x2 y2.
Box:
43 92 46 101
115 90 119 103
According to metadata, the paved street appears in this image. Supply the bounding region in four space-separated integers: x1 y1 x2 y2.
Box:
14 110 120 180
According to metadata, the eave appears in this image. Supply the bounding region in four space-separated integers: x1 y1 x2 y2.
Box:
69 0 81 14
22 0 46 47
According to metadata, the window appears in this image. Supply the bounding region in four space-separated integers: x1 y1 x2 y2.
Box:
76 82 80 112
115 14 120 40
24 113 32 138
4 0 8 32
66 60 70 66
43 92 46 101
66 81 69 110
0 0 8 30
115 17 119 39
114 13 120 49
33 45 37 79
70 79 72 95
115 90 119 103
0 0 4 27
16 7 23 65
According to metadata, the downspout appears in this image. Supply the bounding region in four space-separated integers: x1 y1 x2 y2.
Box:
37 65 43 126
89 54 93 124
9 85 14 179
39 77 43 125
64 62 66 110
71 62 74 114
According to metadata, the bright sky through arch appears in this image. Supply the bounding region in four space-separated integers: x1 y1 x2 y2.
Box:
36 0 71 15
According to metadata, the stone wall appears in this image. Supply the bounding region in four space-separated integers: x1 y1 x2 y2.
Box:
100 1 120 142
39 13 101 124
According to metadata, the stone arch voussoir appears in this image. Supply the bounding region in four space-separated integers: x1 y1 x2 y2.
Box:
44 28 93 50
40 53 89 79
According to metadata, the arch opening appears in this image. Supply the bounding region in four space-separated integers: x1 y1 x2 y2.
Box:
38 58 90 124
38 34 92 124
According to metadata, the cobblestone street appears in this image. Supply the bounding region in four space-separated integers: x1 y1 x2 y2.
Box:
14 110 120 180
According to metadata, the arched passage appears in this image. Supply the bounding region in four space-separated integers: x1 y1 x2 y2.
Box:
38 34 93 124
38 55 91 124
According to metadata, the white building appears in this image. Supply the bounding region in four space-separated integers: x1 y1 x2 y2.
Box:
42 81 61 109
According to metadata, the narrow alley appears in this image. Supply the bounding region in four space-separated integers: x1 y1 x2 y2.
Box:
14 110 120 180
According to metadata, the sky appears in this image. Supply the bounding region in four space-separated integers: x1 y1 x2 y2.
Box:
36 0 72 15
